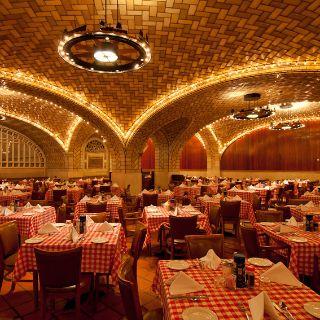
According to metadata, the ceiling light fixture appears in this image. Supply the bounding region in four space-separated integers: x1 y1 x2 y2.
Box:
58 0 151 73
270 121 305 131
231 93 275 120
0 115 6 121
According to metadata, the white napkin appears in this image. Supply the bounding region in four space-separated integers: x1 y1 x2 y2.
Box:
287 216 298 226
261 262 302 287
69 226 80 243
179 183 186 187
38 223 59 234
203 194 212 200
200 249 221 270
248 185 255 190
35 204 45 212
141 189 149 194
213 193 221 199
86 215 95 227
81 195 91 202
304 191 311 196
2 207 14 216
163 190 172 195
111 195 120 201
230 186 238 191
25 202 32 208
169 271 204 295
112 183 119 187
97 221 113 232
171 206 178 216
248 291 279 320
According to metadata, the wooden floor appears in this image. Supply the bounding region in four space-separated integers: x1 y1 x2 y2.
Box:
0 234 242 319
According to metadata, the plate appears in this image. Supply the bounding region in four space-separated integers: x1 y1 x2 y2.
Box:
22 212 34 216
25 238 44 244
91 237 108 244
167 260 190 270
53 223 65 227
288 236 308 243
109 223 119 227
260 222 276 227
182 307 218 320
248 257 273 267
304 302 320 318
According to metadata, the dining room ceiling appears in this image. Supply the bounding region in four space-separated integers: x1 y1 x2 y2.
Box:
1 0 320 149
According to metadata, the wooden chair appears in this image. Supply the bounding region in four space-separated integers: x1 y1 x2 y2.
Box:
287 198 310 206
52 189 67 207
29 199 48 206
185 234 224 259
118 207 143 237
142 193 158 207
255 210 284 222
89 212 108 223
35 247 92 320
252 194 261 211
86 202 107 213
240 224 290 266
99 185 111 193
118 255 163 320
220 200 241 240
208 205 221 233
312 254 320 293
165 215 206 259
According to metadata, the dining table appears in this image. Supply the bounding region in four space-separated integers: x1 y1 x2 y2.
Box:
173 185 201 199
227 189 261 204
139 191 174 207
289 205 320 222
74 196 123 220
45 187 84 203
13 222 127 285
153 259 320 320
0 191 31 206
301 194 320 206
255 222 320 278
0 206 56 239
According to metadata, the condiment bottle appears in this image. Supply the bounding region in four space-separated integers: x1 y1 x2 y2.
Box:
246 265 255 288
234 253 246 288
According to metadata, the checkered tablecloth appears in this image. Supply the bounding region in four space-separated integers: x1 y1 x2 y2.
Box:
198 198 255 223
0 206 56 238
255 223 320 277
0 192 31 206
139 192 174 207
290 206 320 222
142 206 211 245
301 194 320 205
152 259 319 320
74 197 123 220
174 186 201 199
13 223 127 284
45 188 84 203
227 190 259 204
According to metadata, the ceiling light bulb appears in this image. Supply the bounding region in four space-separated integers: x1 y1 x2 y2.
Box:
282 125 292 130
94 42 118 63
247 114 259 119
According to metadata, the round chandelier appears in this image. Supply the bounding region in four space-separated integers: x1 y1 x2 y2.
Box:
58 0 151 73
270 121 305 131
231 93 275 120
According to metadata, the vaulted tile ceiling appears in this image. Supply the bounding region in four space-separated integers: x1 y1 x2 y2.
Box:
1 0 320 150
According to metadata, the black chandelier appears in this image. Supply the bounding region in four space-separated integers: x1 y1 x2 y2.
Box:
231 93 275 120
270 121 305 131
58 0 151 73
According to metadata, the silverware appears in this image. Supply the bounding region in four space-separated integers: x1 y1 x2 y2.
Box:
237 302 250 320
279 301 296 320
171 294 208 301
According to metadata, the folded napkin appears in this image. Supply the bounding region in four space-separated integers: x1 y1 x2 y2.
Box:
203 194 212 200
178 183 186 187
213 193 221 199
261 262 302 287
112 183 119 188
68 226 80 243
25 202 32 208
81 195 91 202
97 221 113 232
287 216 298 227
169 271 204 295
111 195 120 201
226 195 242 202
200 249 221 270
86 215 95 227
304 191 311 196
38 223 59 235
272 224 294 234
305 201 315 207
2 207 14 216
35 204 45 212
141 189 149 194
162 190 172 195
221 180 228 185
248 185 255 190
248 291 279 320
171 206 178 216
197 182 203 186
230 186 238 191
191 184 198 188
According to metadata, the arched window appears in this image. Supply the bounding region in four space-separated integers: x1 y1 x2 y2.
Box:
0 125 45 168
180 136 207 170
84 139 108 169
141 138 155 170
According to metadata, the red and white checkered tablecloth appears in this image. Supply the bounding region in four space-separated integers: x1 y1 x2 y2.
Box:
290 206 320 222
45 188 84 203
206 185 218 195
74 198 123 220
152 259 319 320
255 223 320 277
0 206 56 238
139 192 174 207
0 192 31 205
142 206 211 245
301 194 320 205
174 186 201 199
198 198 255 223
227 190 259 203
13 223 127 284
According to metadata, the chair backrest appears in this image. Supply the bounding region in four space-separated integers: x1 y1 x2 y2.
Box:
118 255 143 320
118 207 126 235
86 202 107 213
57 204 67 223
35 247 82 289
142 193 158 207
185 234 224 259
312 254 320 293
130 222 147 277
200 186 208 196
252 194 261 211
220 200 241 221
100 185 111 193
240 225 259 258
52 189 67 202
255 210 283 222
0 221 19 258
29 199 48 206
90 212 108 223
169 215 198 240
287 198 309 206
208 206 221 231
181 197 191 205
274 204 292 220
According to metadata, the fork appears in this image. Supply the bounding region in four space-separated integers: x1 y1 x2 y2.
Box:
237 302 250 320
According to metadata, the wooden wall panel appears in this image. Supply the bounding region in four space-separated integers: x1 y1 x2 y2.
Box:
221 122 320 171
180 136 207 170
141 138 155 170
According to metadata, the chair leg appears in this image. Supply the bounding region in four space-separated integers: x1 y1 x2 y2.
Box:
10 281 15 293
33 271 39 309
40 290 46 320
75 288 81 320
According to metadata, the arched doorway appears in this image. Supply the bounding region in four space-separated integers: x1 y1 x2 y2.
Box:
141 138 155 189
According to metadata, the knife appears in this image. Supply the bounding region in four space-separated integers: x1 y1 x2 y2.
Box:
273 302 295 320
